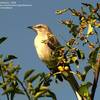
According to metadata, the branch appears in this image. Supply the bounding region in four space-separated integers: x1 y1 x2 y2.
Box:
91 59 100 100
62 68 82 100
0 65 9 100
16 77 31 100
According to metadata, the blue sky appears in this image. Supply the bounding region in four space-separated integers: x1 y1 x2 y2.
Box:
0 0 99 100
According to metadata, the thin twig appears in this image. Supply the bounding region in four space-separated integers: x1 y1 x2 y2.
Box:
0 65 9 100
16 77 31 100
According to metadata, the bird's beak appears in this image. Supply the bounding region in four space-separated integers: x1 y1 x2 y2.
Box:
33 26 37 30
27 26 33 29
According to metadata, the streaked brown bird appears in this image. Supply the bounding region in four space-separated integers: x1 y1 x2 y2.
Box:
28 24 63 81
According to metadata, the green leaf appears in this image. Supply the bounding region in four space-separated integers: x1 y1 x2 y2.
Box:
4 55 17 62
24 69 34 80
39 86 48 91
78 82 92 97
71 56 78 62
76 71 84 81
0 37 7 44
34 87 57 100
71 56 79 67
70 25 79 37
83 66 91 77
34 90 47 99
2 87 14 95
88 47 100 68
27 73 40 82
10 65 21 73
76 49 85 59
40 73 52 86
43 90 57 100
2 87 24 95
0 83 7 89
86 24 94 37
14 87 24 95
76 66 91 81
55 8 68 15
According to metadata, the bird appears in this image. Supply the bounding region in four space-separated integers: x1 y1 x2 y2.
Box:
27 24 63 81
27 24 81 98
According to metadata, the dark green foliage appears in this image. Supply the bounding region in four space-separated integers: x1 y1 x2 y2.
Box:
0 37 7 44
4 55 17 62
24 69 34 80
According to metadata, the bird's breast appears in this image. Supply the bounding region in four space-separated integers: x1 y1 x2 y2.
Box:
34 35 52 62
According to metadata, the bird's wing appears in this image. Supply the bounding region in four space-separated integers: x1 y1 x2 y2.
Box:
47 34 61 50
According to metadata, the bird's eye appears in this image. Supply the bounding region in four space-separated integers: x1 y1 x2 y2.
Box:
37 25 42 28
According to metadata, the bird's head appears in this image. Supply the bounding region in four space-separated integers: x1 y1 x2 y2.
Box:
27 24 51 34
